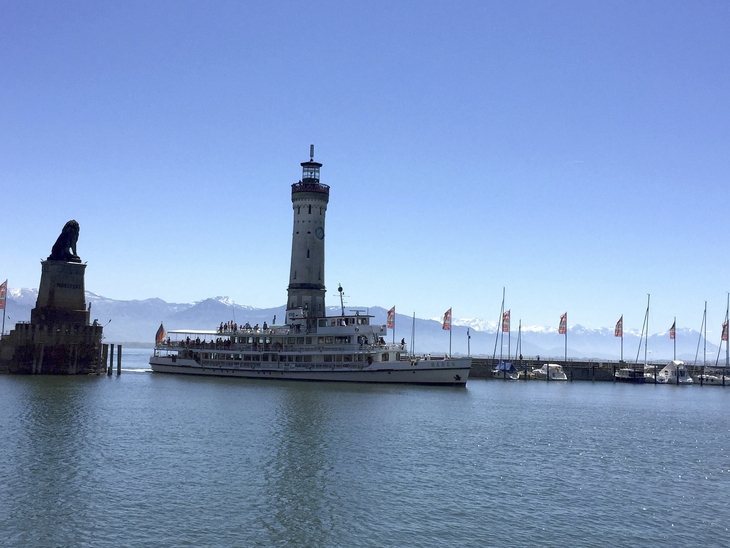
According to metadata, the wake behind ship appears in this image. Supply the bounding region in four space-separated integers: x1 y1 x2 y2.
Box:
150 147 471 385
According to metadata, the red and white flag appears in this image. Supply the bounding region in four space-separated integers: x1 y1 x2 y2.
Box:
614 315 623 337
722 320 728 342
669 321 676 340
442 308 452 331
502 310 510 332
0 280 6 310
558 312 567 335
387 306 395 329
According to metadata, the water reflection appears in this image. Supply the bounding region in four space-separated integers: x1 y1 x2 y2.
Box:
263 383 338 546
0 376 104 545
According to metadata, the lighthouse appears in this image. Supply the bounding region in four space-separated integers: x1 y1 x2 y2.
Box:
287 145 330 320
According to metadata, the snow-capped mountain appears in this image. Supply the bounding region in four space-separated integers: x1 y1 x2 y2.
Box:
2 288 721 361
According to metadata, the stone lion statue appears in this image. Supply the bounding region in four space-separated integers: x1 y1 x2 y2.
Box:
48 220 81 262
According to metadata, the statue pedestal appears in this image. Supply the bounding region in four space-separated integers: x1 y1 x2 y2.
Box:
31 261 88 324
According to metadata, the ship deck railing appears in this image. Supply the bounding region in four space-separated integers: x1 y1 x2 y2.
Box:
156 341 407 353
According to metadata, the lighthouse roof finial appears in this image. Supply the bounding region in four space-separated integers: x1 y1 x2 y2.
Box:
309 144 314 161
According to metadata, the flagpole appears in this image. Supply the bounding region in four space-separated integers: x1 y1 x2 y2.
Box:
621 314 624 361
0 279 7 340
467 328 471 357
449 309 452 358
673 316 676 361
726 293 729 369
508 312 511 364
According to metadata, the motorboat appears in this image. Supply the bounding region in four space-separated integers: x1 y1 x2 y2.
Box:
656 360 693 385
532 363 568 381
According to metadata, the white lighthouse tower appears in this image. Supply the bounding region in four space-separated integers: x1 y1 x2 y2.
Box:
286 145 330 321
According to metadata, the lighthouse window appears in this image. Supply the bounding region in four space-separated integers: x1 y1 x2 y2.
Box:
308 205 311 214
307 249 310 258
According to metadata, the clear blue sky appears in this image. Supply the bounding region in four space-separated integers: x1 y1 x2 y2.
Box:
2 0 729 336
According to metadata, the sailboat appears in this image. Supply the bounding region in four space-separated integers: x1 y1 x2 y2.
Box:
698 298 729 386
491 289 518 380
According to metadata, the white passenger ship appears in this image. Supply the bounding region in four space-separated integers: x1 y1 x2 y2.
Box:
149 146 471 385
150 307 471 385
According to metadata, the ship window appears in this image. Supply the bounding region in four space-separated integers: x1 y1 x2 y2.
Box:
334 355 342 362
319 320 327 327
304 355 312 362
324 355 332 362
287 355 294 362
382 353 389 361
296 337 304 344
305 337 312 344
396 353 401 361
287 337 295 344
357 318 368 325
318 337 325 344
325 336 333 344
295 355 303 362
343 355 352 362
262 354 269 362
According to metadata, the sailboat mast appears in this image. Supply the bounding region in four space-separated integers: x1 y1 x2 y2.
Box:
644 294 650 366
721 293 730 369
493 287 505 361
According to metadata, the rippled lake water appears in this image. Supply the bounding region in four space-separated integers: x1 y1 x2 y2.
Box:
1 348 728 547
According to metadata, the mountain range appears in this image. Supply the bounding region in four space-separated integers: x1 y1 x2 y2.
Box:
3 288 724 363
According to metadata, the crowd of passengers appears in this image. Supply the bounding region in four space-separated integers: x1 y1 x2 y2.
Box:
218 320 269 333
171 336 281 350
165 334 404 350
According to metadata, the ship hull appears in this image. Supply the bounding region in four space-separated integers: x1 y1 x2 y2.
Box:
149 357 470 386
